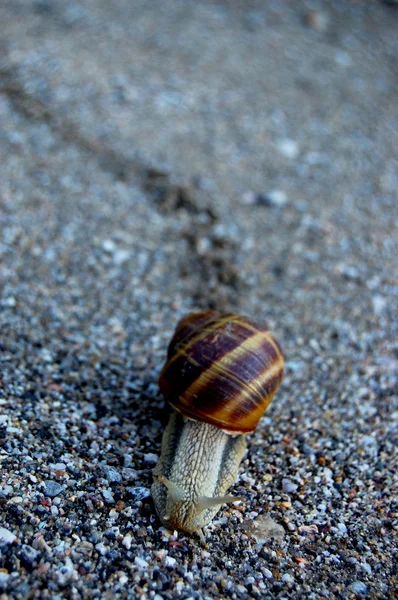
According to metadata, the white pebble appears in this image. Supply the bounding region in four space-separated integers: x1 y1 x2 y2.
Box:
59 557 75 578
113 249 131 265
240 473 256 486
0 527 17 544
241 515 285 543
102 489 115 503
144 453 158 464
361 435 376 446
242 190 257 205
3 296 16 307
265 189 288 207
335 50 352 67
159 527 173 540
361 562 372 575
134 556 149 569
165 556 177 568
50 463 67 471
351 582 368 595
10 496 23 504
263 568 273 579
95 543 108 555
372 294 387 315
337 522 347 534
282 573 295 584
282 478 298 493
277 139 299 159
102 239 116 252
298 524 319 538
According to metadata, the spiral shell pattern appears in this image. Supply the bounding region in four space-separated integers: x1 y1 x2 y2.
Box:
159 311 284 434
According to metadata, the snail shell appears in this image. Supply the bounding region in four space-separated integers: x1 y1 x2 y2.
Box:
152 310 284 541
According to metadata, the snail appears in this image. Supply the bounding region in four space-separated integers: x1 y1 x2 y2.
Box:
151 310 284 542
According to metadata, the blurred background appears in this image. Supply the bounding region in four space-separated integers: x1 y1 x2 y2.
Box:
0 1 397 598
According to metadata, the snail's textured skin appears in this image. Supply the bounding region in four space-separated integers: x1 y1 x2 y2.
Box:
152 411 246 534
153 311 284 539
159 311 284 433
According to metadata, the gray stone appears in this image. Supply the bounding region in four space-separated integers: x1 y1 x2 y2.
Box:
42 481 63 498
101 465 122 484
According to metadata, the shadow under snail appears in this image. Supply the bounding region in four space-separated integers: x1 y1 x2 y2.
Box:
151 310 284 543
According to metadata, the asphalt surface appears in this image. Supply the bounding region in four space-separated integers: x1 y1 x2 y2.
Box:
0 1 397 599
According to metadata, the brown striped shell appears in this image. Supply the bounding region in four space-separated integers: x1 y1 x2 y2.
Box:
159 311 284 434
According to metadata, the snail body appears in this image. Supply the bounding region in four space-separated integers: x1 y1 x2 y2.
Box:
152 311 284 541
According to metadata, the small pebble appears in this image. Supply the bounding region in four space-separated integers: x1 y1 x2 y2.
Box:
33 534 52 553
361 435 376 447
144 453 158 464
3 296 16 307
256 190 288 208
263 568 273 579
304 9 329 32
102 489 115 504
240 473 256 486
298 524 319 538
241 515 285 543
20 544 39 566
335 50 352 67
350 581 368 595
165 556 177 568
277 139 299 159
126 487 151 502
95 543 108 556
372 295 387 315
9 496 23 504
282 478 298 493
0 527 17 544
337 522 347 534
134 557 149 569
361 562 372 575
122 534 132 549
102 239 116 252
102 465 122 484
242 190 257 205
50 463 66 471
113 249 131 265
42 481 63 498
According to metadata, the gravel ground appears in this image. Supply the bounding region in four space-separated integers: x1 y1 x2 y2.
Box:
0 1 397 598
